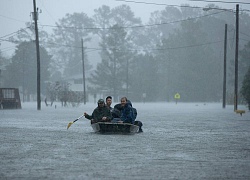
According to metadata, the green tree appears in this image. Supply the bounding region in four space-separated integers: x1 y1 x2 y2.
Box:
13 22 49 47
4 41 51 100
130 54 159 101
89 3 250 102
0 50 8 87
10 23 58 82
240 41 250 107
157 19 219 102
142 6 182 49
93 5 141 40
239 42 250 87
49 13 94 77
241 67 250 110
89 24 136 101
90 5 141 101
201 5 250 100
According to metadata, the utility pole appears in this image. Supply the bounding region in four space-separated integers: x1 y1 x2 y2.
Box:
33 0 41 110
113 49 118 102
81 39 86 104
22 50 25 103
126 58 129 97
234 4 239 111
223 24 227 108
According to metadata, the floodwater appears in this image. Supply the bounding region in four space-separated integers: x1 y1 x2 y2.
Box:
0 102 250 179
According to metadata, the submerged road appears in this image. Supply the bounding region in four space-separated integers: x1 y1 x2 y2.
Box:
0 102 250 179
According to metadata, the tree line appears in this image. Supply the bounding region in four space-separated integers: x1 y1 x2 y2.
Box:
1 3 250 104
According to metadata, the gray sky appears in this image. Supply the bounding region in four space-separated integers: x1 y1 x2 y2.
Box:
1 0 250 57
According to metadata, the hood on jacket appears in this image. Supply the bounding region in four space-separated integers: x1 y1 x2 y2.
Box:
127 100 132 107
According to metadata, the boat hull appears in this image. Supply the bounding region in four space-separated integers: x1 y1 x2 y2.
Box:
91 122 139 134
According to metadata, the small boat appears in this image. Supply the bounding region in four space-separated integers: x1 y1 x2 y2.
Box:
91 122 139 134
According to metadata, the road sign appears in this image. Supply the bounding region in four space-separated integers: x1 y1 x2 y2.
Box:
174 93 180 99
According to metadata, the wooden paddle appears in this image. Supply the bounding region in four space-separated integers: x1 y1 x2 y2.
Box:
67 114 84 130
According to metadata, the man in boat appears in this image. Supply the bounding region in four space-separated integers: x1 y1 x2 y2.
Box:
84 99 112 124
112 97 143 132
111 97 133 124
106 96 121 119
105 96 113 111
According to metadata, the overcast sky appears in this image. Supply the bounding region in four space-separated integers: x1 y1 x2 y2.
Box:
1 0 250 57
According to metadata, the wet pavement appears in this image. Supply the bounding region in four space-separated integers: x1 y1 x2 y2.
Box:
0 102 250 179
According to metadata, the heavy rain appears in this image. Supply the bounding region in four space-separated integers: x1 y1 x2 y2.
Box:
1 0 250 179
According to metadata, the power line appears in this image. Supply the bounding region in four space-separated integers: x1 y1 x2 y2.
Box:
188 0 250 5
37 0 57 24
152 39 230 51
240 32 250 38
1 37 230 52
0 46 16 53
0 45 16 50
240 38 250 42
40 10 225 30
0 38 20 44
46 37 228 51
0 27 31 39
45 41 81 49
115 0 249 12
115 0 204 9
0 14 27 23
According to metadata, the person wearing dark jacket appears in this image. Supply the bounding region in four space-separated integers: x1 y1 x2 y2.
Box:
111 97 143 132
127 100 143 133
84 99 112 124
111 97 134 124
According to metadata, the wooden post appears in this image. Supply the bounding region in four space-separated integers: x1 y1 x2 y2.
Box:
234 4 239 111
223 24 227 108
81 39 86 104
33 0 41 110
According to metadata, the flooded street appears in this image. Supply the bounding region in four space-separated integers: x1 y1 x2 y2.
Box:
1 102 250 179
